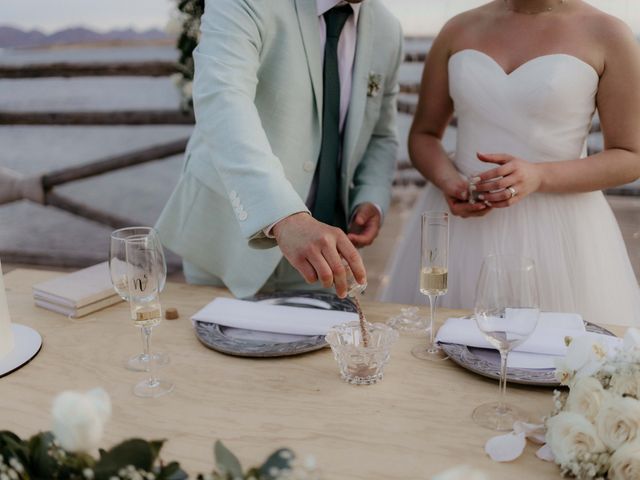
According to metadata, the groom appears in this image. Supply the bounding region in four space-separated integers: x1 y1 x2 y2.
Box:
156 0 403 299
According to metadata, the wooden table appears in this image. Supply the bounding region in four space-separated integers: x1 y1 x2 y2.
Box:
2 269 605 479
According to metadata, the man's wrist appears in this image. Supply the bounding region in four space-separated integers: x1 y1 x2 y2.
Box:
268 211 310 239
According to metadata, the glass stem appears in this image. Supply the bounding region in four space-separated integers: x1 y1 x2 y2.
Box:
427 294 437 347
497 349 509 413
142 326 158 387
139 327 147 361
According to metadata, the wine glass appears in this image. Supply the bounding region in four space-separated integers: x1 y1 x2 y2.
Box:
125 232 174 398
110 227 169 371
411 212 449 361
472 254 540 430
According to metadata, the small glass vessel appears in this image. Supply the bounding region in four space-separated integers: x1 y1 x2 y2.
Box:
326 321 399 385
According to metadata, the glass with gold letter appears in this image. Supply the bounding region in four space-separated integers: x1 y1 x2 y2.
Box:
125 231 174 398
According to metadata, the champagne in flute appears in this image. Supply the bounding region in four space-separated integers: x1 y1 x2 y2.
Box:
411 212 449 361
420 266 448 296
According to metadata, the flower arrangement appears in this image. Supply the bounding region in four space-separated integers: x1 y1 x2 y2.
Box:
167 0 204 110
544 329 640 479
0 388 318 480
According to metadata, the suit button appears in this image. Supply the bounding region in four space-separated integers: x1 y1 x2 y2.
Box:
230 190 238 200
238 211 248 221
303 161 315 172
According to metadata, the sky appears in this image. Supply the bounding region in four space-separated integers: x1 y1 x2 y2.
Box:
1 0 639 36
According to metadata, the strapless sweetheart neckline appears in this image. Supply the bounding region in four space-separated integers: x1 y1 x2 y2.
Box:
449 48 600 78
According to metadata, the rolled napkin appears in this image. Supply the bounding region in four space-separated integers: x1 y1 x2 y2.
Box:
436 313 621 369
191 297 358 336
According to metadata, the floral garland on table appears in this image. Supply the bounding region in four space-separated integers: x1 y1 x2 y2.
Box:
0 389 487 480
483 328 640 479
166 0 204 110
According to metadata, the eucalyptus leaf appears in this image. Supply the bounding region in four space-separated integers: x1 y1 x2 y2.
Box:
259 449 294 480
214 440 243 479
160 461 189 480
27 431 57 478
93 438 156 479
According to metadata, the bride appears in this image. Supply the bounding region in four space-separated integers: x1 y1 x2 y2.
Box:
380 0 640 326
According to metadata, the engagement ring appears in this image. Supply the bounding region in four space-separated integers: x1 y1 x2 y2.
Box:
508 186 517 198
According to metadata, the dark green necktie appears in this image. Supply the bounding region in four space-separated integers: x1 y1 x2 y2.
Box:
312 5 352 228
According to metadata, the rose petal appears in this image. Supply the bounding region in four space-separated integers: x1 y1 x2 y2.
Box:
485 432 526 462
536 444 555 462
512 421 546 444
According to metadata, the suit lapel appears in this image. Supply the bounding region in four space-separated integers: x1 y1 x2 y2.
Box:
342 2 373 177
294 0 323 125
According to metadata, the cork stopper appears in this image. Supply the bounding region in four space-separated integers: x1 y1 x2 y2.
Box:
165 307 179 320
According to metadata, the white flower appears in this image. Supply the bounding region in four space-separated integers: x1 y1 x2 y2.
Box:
610 371 640 399
484 432 527 462
546 412 606 467
623 328 640 352
596 395 640 451
555 336 607 385
608 441 640 480
182 81 193 99
565 376 606 422
431 465 489 480
51 388 111 453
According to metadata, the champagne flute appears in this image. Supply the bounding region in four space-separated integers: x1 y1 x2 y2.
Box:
110 227 169 371
473 254 540 430
125 232 174 398
411 212 449 361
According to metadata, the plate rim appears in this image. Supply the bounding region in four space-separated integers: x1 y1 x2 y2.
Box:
438 320 616 387
194 290 357 358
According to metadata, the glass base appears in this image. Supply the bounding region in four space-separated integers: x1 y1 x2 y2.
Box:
133 378 174 398
411 343 449 361
387 307 429 333
126 352 170 372
472 401 529 431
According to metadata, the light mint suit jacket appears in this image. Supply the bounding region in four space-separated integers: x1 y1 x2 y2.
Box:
155 0 403 298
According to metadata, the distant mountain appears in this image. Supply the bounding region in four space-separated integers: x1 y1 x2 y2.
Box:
0 25 171 48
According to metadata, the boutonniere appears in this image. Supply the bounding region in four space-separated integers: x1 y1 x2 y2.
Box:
367 72 382 97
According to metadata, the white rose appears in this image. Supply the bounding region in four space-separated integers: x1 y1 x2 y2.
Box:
608 441 640 480
51 388 111 452
431 465 488 480
565 376 606 422
182 81 193 98
555 336 607 386
546 412 605 466
596 396 640 451
623 328 640 352
609 371 640 399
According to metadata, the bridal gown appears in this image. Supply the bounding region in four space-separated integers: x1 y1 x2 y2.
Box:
380 49 640 327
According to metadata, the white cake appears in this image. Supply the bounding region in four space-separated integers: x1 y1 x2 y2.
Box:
0 260 14 359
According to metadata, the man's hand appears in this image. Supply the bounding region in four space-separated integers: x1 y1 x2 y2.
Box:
273 213 366 298
347 203 382 248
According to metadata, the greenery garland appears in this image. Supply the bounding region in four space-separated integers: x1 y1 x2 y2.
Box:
0 431 311 480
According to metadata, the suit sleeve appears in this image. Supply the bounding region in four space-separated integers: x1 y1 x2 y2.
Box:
190 0 309 243
348 24 403 217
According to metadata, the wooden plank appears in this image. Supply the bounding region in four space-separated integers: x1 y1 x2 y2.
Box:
0 110 195 125
0 61 180 79
42 137 189 188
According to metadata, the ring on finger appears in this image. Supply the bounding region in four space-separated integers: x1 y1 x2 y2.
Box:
508 186 517 199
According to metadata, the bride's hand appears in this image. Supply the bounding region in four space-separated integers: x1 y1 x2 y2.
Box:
473 153 543 207
440 175 490 218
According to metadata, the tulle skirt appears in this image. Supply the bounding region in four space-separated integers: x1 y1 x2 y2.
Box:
379 185 640 327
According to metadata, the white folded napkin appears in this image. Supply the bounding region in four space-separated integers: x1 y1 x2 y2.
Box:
436 312 621 369
191 297 358 336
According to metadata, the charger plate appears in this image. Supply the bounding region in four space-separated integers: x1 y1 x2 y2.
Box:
0 324 43 378
439 321 616 387
194 291 357 358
